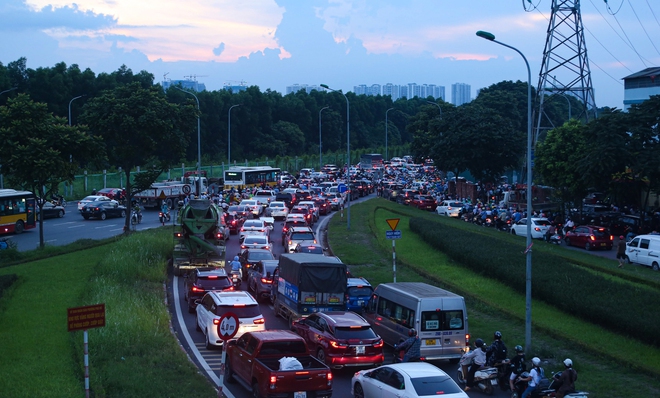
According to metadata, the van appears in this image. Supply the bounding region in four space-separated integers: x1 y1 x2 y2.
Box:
363 282 468 362
345 277 374 313
625 234 660 270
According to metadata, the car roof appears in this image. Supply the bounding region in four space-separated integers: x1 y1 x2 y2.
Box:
196 267 228 276
347 277 372 287
290 226 313 232
385 362 451 378
209 291 258 306
82 195 108 200
319 311 369 327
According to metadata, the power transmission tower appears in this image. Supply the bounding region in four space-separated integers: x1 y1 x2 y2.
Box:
532 0 598 143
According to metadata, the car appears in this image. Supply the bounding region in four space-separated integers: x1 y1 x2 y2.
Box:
436 200 464 217
345 277 374 313
564 225 613 250
410 195 437 211
239 219 269 242
246 259 278 301
195 291 265 349
290 205 314 226
291 311 384 369
299 201 320 221
227 205 250 220
325 193 344 210
396 189 419 205
37 202 65 220
241 235 272 252
282 216 309 241
510 217 551 239
96 187 125 202
239 248 276 279
77 195 116 211
266 201 289 220
81 201 127 220
351 362 468 398
313 197 331 215
224 213 245 235
283 226 316 253
293 240 325 254
240 199 264 218
253 190 276 207
183 267 233 313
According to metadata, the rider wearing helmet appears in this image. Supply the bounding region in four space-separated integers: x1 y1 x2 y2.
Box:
462 338 487 391
396 328 421 363
553 358 578 398
521 357 545 398
509 345 526 391
487 330 508 366
229 255 242 273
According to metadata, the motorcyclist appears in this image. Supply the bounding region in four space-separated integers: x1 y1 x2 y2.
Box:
462 338 487 392
132 202 142 223
487 330 508 366
395 328 421 363
520 357 544 398
509 345 526 392
161 201 170 218
229 255 242 274
553 358 578 398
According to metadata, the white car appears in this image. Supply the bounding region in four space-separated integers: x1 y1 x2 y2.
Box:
298 200 320 221
241 235 272 252
326 193 344 210
77 195 117 211
266 201 289 220
352 362 468 398
436 200 464 217
195 291 265 349
240 199 263 217
510 217 551 239
239 219 269 241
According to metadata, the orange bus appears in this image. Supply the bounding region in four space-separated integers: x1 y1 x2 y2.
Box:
0 189 37 234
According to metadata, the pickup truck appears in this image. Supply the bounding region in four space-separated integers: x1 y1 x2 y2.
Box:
224 330 333 398
253 190 276 208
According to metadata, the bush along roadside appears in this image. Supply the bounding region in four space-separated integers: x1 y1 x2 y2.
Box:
409 216 660 347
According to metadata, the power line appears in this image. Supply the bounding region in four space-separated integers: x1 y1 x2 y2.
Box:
628 0 660 57
604 0 624 15
583 24 634 74
646 0 660 30
588 58 624 86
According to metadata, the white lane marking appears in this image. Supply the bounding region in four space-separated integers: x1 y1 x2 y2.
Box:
94 224 119 229
68 224 85 229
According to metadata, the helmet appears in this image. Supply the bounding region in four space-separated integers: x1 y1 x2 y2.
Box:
408 328 417 337
620 235 624 240
494 331 502 340
563 358 573 367
532 357 541 366
475 338 484 348
233 256 239 261
515 345 524 353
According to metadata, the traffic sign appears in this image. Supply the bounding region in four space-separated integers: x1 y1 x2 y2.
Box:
337 183 347 193
68 303 106 332
158 190 167 199
386 230 402 240
386 218 400 231
217 312 240 341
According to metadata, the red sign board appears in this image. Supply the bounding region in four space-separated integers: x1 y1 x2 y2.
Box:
217 311 240 341
67 304 106 332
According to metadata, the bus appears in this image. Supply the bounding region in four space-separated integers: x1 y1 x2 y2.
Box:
359 153 384 170
224 166 281 190
0 189 37 234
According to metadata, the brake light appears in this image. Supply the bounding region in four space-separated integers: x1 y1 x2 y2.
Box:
241 245 247 249
213 318 220 325
232 220 236 225
590 235 595 241
253 317 265 324
289 240 292 245
330 341 348 348
534 227 541 231
191 286 204 293
466 334 470 345
270 375 277 389
207 275 218 279
373 339 384 348
261 278 272 284
610 235 613 241
327 372 333 385
174 232 183 238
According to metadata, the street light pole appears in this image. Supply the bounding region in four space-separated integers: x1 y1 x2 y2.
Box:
385 108 394 160
320 84 350 229
228 104 240 166
67 95 86 196
477 30 534 354
0 87 17 97
174 87 201 196
319 106 330 171
425 100 442 119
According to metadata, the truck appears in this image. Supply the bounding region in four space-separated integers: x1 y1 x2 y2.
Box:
134 182 192 209
224 330 333 398
171 198 227 276
181 170 208 194
497 184 559 211
271 253 347 329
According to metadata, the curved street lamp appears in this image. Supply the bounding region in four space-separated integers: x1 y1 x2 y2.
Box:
320 84 351 230
68 95 86 126
477 30 533 354
425 100 442 119
319 106 330 171
385 108 394 160
228 104 240 165
174 86 202 196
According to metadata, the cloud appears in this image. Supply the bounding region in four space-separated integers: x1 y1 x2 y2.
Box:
213 42 225 56
0 1 116 32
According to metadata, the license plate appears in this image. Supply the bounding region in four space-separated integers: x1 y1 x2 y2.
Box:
356 346 365 354
600 243 606 246
425 339 436 345
357 300 364 306
491 379 498 385
294 392 307 398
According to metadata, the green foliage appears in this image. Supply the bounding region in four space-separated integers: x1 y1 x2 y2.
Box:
0 273 17 300
409 216 660 346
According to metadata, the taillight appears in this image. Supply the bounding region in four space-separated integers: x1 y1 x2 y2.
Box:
191 285 204 293
270 376 277 390
590 235 595 241
610 235 613 241
253 317 265 324
373 339 384 348
327 372 333 385
261 277 272 284
534 227 541 231
330 341 348 348
289 240 292 245
466 333 470 345
213 318 220 325
241 245 247 249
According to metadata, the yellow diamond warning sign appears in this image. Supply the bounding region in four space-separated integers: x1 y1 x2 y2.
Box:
386 218 400 231
158 190 167 199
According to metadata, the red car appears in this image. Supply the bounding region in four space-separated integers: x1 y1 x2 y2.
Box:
564 225 613 250
410 194 437 211
292 311 384 369
97 187 125 202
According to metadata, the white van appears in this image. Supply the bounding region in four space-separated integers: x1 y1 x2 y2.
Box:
625 234 660 270
363 282 469 362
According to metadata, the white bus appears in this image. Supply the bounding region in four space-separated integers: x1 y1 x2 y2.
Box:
224 166 281 190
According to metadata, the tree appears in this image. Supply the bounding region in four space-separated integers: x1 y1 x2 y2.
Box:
80 82 198 231
0 94 102 247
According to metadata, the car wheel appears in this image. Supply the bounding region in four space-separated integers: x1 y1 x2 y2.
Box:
83 215 90 220
205 331 213 350
120 210 126 218
100 212 107 220
510 229 517 236
252 382 261 398
224 359 235 384
195 314 202 332
353 382 365 398
58 210 64 218
316 348 326 364
585 242 591 251
653 262 659 271
188 299 195 314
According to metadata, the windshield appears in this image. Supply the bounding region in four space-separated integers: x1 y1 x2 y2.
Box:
291 232 315 241
410 375 464 396
298 246 323 254
347 286 373 297
216 304 262 318
248 251 274 261
244 221 264 228
334 326 378 340
270 202 284 208
534 219 551 226
244 237 268 245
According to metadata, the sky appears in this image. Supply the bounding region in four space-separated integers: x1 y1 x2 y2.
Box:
1 0 660 109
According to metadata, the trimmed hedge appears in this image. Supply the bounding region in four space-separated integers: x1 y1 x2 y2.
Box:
410 217 660 347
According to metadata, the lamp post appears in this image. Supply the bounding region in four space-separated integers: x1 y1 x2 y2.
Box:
228 104 240 166
68 95 86 126
320 84 350 229
425 100 442 119
477 30 533 354
319 106 330 171
385 108 394 160
0 87 17 97
174 87 201 196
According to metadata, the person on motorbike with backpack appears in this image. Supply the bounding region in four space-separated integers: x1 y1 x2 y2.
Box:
520 357 544 398
553 358 578 398
487 330 508 366
509 345 526 392
462 338 487 392
395 328 421 363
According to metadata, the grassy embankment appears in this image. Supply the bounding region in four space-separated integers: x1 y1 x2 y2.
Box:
326 198 660 398
0 229 218 398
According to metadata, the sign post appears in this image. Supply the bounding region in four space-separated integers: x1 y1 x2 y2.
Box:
217 311 239 397
68 304 106 398
385 219 401 282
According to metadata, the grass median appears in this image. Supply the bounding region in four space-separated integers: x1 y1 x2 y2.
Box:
327 198 660 398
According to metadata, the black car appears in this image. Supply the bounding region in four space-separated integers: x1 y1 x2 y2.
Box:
275 192 295 208
81 201 127 220
239 248 276 279
224 213 245 235
246 259 278 301
183 267 232 313
37 202 66 220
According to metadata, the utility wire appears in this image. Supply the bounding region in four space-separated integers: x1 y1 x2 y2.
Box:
583 24 634 74
645 0 660 32
604 0 624 15
522 0 542 12
589 58 624 86
627 0 660 57
610 9 649 67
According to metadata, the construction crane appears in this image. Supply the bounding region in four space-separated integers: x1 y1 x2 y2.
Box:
183 75 209 82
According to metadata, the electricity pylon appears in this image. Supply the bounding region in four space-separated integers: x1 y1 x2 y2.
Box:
532 0 598 143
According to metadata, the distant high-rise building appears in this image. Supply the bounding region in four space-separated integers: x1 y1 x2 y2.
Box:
399 85 409 99
353 84 368 95
286 84 322 94
407 83 421 99
368 84 381 96
452 83 471 105
163 79 206 92
383 83 400 100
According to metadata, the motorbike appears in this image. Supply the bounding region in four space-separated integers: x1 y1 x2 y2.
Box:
131 210 142 225
159 211 171 225
50 195 66 207
510 371 589 398
457 353 499 395
230 269 242 288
